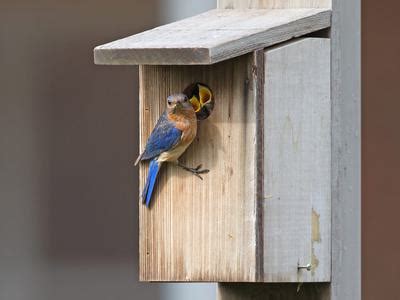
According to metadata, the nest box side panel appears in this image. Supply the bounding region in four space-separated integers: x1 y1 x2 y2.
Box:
263 38 331 282
138 54 261 282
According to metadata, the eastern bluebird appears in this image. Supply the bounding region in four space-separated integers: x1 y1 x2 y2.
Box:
135 93 209 207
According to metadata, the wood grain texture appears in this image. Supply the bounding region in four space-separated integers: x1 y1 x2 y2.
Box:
139 53 261 282
217 39 331 298
94 9 331 65
218 0 331 9
254 49 265 282
263 38 331 282
138 38 331 284
331 0 361 298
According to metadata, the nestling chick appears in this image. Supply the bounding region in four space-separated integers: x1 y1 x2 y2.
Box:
183 82 214 120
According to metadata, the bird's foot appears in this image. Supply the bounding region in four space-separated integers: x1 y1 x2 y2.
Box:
178 163 209 180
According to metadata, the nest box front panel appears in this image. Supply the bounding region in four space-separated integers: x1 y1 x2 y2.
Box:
138 54 261 282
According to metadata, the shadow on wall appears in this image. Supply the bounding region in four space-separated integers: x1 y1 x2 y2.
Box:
0 1 215 300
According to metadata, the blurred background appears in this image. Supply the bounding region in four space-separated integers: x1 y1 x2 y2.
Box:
1 0 399 299
0 1 216 299
362 0 400 299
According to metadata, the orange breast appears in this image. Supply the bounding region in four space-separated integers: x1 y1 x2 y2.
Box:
167 108 197 146
156 108 197 163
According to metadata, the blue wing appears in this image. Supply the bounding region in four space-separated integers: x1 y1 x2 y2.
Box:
139 112 182 161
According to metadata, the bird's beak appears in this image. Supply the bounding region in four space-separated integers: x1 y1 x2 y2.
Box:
198 85 212 105
173 102 183 113
182 82 215 120
196 84 214 120
189 96 201 112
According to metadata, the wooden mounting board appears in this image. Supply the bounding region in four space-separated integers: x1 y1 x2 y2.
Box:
94 8 331 65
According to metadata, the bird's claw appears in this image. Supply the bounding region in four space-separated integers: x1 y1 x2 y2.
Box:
193 164 210 174
191 165 210 180
178 163 209 180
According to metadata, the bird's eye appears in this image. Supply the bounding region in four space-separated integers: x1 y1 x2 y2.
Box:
167 100 172 105
184 96 188 102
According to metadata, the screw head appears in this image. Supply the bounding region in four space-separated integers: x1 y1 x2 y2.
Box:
298 263 312 271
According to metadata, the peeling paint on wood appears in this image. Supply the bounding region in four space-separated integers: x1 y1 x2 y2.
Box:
312 209 321 275
312 209 321 243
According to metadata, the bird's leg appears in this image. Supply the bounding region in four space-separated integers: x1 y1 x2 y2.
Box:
177 161 209 180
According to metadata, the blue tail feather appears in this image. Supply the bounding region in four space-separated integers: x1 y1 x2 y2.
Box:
142 159 162 207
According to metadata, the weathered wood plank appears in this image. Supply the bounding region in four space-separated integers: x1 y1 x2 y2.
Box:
330 0 361 298
218 0 331 9
94 8 331 65
263 38 331 282
138 53 261 282
254 49 265 282
217 38 331 297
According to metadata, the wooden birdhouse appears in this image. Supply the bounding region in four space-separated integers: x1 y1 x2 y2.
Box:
94 1 333 285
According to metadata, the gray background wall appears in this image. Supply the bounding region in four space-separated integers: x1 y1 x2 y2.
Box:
0 1 216 299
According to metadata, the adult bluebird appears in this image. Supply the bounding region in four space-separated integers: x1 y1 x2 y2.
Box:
134 93 209 207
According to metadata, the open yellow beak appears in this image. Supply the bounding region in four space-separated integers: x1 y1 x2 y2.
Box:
199 85 212 105
189 96 201 112
189 85 212 112
183 82 214 120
